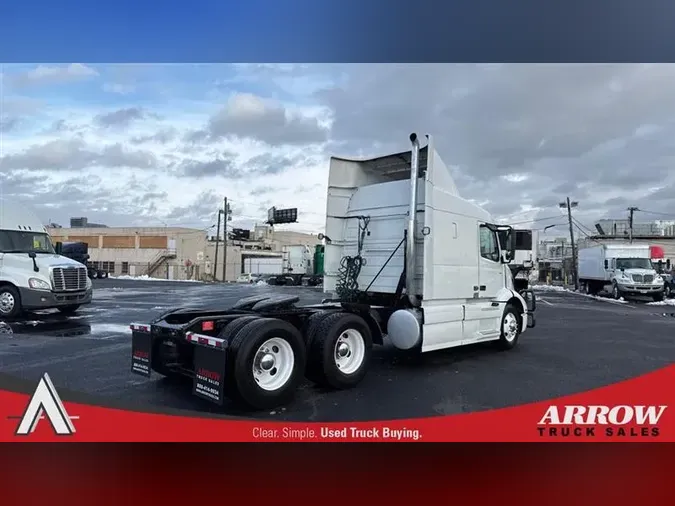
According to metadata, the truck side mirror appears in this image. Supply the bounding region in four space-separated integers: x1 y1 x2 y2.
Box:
55 241 63 255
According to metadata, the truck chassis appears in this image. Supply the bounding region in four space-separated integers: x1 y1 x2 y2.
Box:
131 288 536 410
129 132 537 411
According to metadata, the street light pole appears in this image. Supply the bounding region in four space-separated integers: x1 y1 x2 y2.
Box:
559 197 579 290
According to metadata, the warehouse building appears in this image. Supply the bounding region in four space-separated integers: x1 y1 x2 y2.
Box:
47 224 322 282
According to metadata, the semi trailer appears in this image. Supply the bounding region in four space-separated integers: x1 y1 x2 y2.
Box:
57 241 109 279
0 199 93 319
650 245 673 298
498 228 536 293
129 133 536 410
578 243 665 301
266 245 324 286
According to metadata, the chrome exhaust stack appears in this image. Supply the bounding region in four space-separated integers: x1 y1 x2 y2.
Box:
406 133 421 307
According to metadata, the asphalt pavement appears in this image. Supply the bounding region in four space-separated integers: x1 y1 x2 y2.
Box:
1 279 674 422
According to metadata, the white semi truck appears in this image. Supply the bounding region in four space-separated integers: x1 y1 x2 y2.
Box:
129 133 536 410
0 199 93 319
578 243 665 301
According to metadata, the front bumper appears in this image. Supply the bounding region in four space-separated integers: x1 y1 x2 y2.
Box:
19 286 93 310
616 283 664 296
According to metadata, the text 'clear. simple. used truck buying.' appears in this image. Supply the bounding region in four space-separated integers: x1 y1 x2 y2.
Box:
577 243 665 301
129 134 537 410
0 199 93 319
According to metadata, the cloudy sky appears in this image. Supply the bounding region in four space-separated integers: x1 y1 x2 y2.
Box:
2 63 675 237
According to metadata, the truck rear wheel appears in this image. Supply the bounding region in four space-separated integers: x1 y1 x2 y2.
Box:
226 318 306 410
496 304 521 351
0 285 22 319
304 310 338 346
306 312 373 389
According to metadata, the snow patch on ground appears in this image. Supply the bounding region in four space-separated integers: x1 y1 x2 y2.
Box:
532 284 569 292
646 299 675 306
255 280 269 286
0 322 13 335
109 275 204 283
532 284 629 304
90 323 132 335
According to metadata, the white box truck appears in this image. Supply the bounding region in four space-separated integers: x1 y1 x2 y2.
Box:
129 133 536 410
578 243 665 301
0 199 93 319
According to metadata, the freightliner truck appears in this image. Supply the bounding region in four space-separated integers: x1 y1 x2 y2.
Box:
0 199 93 319
129 134 537 410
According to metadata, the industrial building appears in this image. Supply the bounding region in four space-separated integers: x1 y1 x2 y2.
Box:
47 223 322 282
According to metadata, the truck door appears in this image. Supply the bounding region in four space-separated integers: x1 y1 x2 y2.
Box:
476 224 504 335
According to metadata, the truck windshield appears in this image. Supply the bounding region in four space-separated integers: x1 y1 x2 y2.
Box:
0 230 56 254
616 258 652 270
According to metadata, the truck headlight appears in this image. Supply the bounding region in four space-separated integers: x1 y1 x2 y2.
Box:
28 278 51 290
654 275 663 284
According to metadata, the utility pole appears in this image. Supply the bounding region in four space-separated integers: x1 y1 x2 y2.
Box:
214 209 222 282
627 207 639 244
559 197 579 290
223 197 232 282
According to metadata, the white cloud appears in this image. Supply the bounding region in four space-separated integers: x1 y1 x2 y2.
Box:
2 63 675 237
102 82 136 95
7 63 99 88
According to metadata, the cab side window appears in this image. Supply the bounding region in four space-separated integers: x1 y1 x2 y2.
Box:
479 225 500 262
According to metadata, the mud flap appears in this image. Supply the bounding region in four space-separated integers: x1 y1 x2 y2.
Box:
130 324 152 377
192 345 227 405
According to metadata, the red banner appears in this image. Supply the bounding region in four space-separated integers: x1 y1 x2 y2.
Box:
1 364 673 442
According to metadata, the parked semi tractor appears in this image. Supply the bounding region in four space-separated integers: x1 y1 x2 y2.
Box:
59 241 109 279
129 133 536 410
578 243 665 301
0 199 93 319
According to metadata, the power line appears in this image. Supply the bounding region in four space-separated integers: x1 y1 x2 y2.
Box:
508 215 563 226
571 216 595 235
634 208 675 218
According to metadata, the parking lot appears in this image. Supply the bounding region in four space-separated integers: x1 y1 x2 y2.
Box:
1 279 674 422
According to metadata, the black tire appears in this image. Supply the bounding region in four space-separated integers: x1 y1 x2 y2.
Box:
218 316 261 343
0 285 22 319
611 281 622 300
652 291 664 302
226 318 306 410
303 310 339 347
57 304 80 315
496 303 521 351
305 312 373 389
